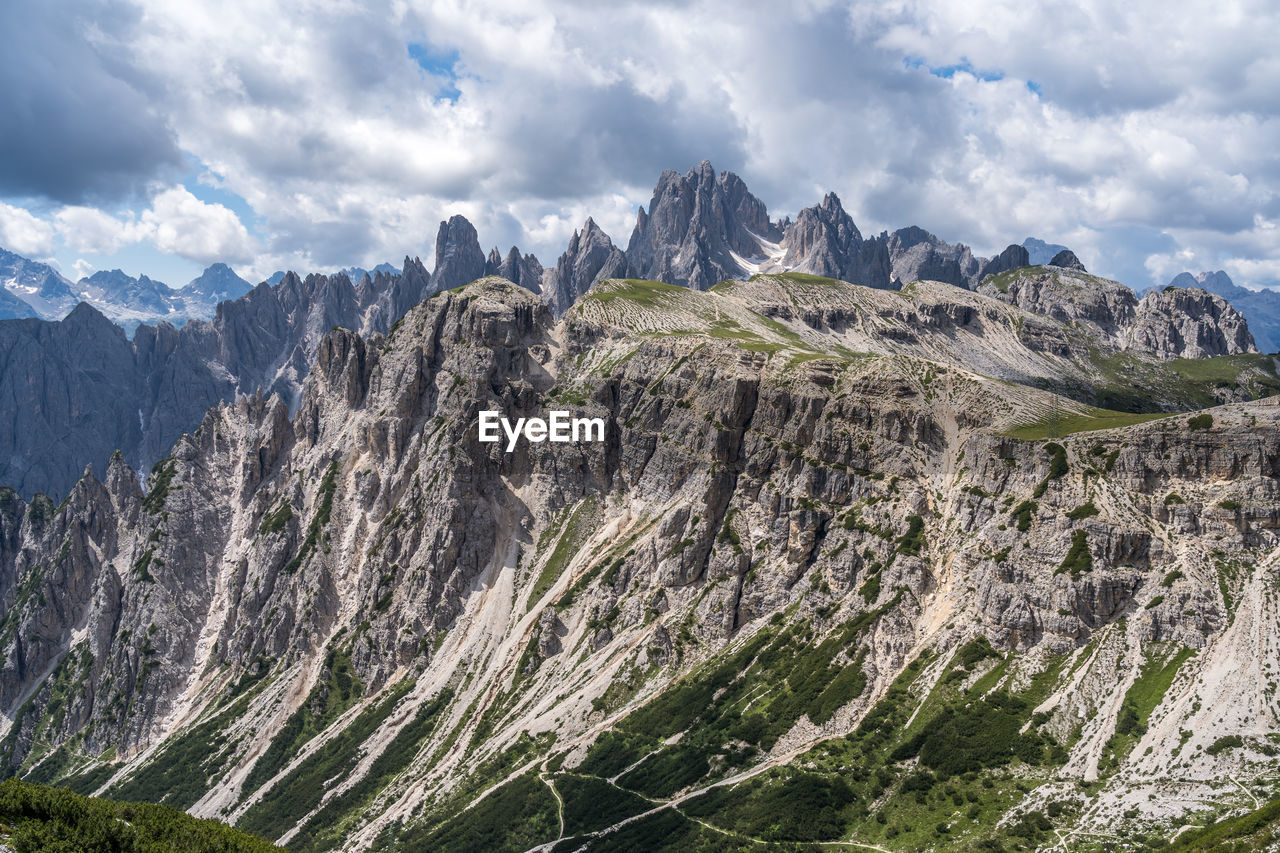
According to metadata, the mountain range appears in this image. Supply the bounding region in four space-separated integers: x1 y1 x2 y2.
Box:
0 261 1276 849
1 161 1280 850
0 262 429 500
0 250 255 330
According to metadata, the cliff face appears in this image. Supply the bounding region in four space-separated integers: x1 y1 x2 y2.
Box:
979 265 1258 359
0 260 432 501
626 160 782 290
0 276 1277 851
540 218 630 317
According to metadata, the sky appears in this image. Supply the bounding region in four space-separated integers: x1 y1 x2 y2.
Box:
0 0 1277 292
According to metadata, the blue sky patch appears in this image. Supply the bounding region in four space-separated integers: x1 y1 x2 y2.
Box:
408 43 462 102
904 56 1004 82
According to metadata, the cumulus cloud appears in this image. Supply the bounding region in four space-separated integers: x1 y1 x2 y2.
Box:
140 187 257 265
20 189 259 270
0 202 57 257
0 0 1277 290
54 206 138 254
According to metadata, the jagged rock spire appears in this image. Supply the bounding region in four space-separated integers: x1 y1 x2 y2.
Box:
543 218 630 316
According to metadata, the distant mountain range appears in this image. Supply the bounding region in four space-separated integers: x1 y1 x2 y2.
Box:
0 250 254 331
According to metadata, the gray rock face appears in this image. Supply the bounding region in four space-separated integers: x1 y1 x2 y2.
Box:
0 305 141 501
541 218 630 316
1173 270 1280 353
778 192 891 288
432 215 486 291
626 160 782 289
977 243 1031 281
886 225 981 289
1128 285 1257 358
978 266 1257 360
775 196 1027 292
485 245 543 295
1049 249 1087 271
0 259 431 500
0 288 37 320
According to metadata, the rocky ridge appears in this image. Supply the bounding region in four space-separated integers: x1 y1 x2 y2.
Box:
0 274 1276 850
539 162 1073 313
539 218 630 317
979 265 1257 360
1171 269 1280 353
0 259 431 500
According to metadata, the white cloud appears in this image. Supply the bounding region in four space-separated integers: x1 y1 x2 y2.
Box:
54 206 138 254
139 187 257 265
0 202 56 256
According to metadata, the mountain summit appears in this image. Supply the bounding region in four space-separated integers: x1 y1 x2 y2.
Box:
537 162 1059 313
182 262 253 304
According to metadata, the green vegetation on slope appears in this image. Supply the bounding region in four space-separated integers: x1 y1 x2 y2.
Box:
237 680 413 840
290 688 454 853
240 645 363 800
108 675 272 810
529 496 601 610
1167 795 1280 851
585 279 687 307
556 774 653 837
1086 351 1280 413
284 461 340 573
395 772 558 852
0 778 282 852
1005 407 1172 440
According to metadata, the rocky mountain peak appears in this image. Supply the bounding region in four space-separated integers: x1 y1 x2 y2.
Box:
1166 269 1279 352
1022 236 1071 265
0 260 430 501
977 243 1031 282
1128 285 1257 358
432 214 486 291
62 300 125 337
0 246 77 319
179 263 253 314
978 265 1257 360
1048 248 1087 271
484 245 543 296
778 191 880 283
625 160 779 290
542 218 630 316
887 225 980 288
